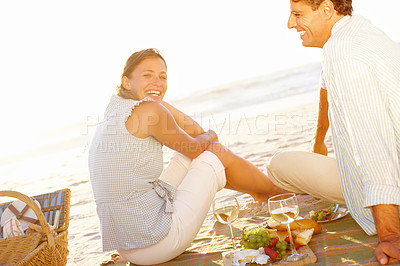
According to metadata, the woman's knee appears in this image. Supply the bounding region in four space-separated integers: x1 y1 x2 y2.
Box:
192 150 227 190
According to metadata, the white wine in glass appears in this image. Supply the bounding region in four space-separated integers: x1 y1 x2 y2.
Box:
268 193 306 262
213 197 240 250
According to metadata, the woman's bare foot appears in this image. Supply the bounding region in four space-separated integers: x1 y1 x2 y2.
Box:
249 187 287 202
250 184 289 202
248 192 269 202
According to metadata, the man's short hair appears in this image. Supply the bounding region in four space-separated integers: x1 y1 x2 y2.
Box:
291 0 353 16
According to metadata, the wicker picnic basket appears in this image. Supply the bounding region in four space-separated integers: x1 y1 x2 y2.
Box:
0 188 70 265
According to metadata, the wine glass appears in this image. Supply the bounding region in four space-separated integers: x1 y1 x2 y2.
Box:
213 197 240 251
268 193 306 261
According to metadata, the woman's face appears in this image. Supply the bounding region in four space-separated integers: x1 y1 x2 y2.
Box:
123 56 167 102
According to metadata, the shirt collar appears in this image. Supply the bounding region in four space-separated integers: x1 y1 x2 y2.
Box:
331 15 352 36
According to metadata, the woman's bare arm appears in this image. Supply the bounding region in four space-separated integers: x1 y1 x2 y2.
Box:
160 101 205 137
126 101 217 159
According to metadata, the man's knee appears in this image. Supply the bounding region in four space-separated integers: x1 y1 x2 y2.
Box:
267 151 291 175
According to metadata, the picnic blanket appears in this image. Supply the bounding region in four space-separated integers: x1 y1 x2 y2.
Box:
101 195 399 265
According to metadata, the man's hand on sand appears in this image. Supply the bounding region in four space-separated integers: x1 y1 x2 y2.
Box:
374 235 400 265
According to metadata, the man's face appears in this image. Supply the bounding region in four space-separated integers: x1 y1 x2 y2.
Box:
288 0 332 48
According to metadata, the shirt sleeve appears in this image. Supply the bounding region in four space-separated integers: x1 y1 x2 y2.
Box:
332 58 400 207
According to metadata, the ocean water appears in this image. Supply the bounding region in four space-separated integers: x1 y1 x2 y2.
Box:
172 62 321 121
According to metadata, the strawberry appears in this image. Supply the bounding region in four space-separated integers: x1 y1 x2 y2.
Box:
284 234 295 243
267 237 278 248
264 246 278 259
284 237 301 250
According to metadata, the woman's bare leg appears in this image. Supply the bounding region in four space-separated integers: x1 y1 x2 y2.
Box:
206 143 284 201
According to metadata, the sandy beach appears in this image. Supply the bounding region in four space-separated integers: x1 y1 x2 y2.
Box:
2 104 332 265
0 64 333 265
70 101 330 265
1 2 399 264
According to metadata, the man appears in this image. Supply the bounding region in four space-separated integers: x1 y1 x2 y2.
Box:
266 0 400 264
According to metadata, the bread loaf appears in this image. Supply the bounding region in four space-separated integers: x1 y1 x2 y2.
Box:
267 228 314 246
292 229 314 245
267 218 322 234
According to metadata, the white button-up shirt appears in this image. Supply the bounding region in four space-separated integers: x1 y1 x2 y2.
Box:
321 15 400 235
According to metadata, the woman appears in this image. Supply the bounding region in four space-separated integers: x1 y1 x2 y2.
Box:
88 48 283 264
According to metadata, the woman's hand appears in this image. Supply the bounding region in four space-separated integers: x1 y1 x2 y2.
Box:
205 129 218 143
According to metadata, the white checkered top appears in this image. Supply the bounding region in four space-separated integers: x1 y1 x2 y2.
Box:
88 95 176 251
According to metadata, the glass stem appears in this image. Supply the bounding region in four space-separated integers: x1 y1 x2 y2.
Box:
286 224 298 255
228 223 236 250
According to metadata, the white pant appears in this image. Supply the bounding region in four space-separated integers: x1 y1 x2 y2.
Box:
118 151 226 265
267 151 346 204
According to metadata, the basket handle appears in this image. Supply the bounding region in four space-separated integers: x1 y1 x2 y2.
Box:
0 190 55 249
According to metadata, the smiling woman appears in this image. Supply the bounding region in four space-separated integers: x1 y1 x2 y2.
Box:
88 48 284 264
117 49 168 102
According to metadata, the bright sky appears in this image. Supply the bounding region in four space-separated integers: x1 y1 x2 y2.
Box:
1 0 399 156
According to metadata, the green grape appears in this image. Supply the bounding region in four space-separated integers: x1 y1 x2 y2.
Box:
261 237 268 245
281 249 287 256
279 241 288 250
249 234 258 243
241 227 279 250
248 243 257 249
